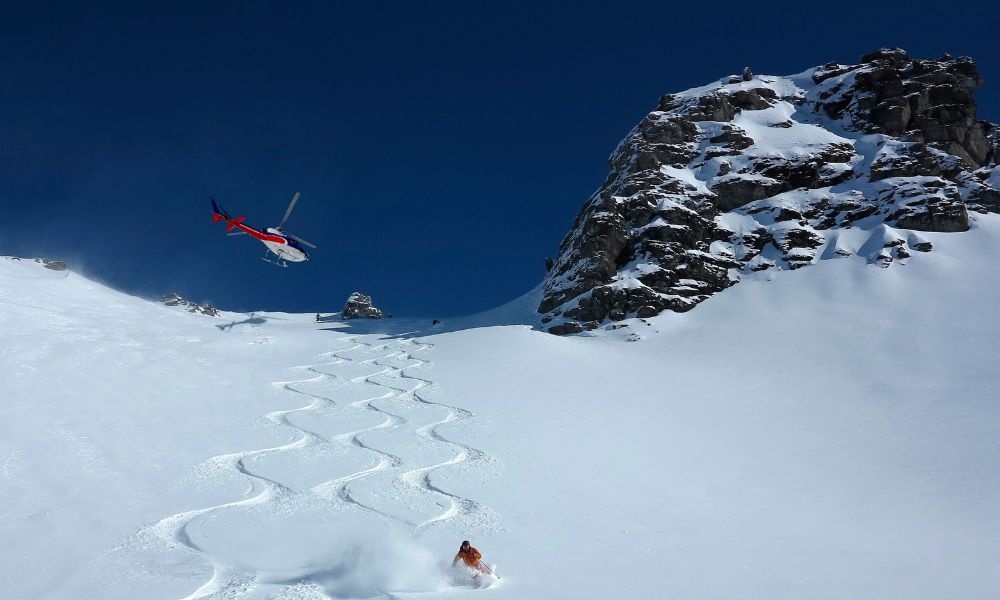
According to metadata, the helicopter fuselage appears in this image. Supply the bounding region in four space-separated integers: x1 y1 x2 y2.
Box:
211 196 315 266
213 212 308 262
262 227 308 262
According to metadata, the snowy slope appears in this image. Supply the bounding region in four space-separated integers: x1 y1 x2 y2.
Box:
2 211 1000 600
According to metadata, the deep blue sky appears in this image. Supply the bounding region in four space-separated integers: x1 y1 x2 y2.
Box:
3 1 998 316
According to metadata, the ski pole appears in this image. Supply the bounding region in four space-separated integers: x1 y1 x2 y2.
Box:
482 563 500 579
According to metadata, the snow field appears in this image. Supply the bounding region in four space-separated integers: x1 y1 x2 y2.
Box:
3 210 1000 599
0 261 501 599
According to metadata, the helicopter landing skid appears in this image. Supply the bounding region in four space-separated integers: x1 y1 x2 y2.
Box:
262 252 288 268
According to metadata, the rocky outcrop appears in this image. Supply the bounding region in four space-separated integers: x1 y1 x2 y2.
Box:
161 292 219 316
35 258 67 271
341 292 384 319
540 49 1000 334
815 48 990 168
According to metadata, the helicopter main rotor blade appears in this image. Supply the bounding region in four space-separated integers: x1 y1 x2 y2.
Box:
285 232 317 249
277 192 301 229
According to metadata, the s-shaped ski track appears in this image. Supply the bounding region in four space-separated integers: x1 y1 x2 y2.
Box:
138 333 498 599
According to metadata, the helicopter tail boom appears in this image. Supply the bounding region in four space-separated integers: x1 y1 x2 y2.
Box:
224 215 246 231
210 197 247 230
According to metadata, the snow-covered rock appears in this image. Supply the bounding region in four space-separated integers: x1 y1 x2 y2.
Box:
35 257 67 271
161 291 219 316
341 291 384 319
1 256 68 271
540 48 1000 334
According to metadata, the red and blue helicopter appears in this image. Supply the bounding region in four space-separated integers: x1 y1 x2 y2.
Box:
210 193 317 267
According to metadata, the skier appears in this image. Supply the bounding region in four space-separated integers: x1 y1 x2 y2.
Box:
452 540 487 582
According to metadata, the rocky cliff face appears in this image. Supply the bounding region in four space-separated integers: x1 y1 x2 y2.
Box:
540 49 1000 334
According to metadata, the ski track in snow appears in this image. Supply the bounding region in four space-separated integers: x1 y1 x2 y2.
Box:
138 335 498 599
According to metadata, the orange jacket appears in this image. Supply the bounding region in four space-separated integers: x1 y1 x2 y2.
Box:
454 546 482 567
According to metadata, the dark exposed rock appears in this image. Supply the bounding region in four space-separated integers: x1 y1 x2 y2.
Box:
882 178 972 232
686 93 737 122
983 121 1000 165
684 87 777 122
869 142 960 181
841 204 879 224
812 62 858 85
775 208 803 222
638 114 698 144
657 94 679 112
341 292 384 319
751 143 856 190
564 286 616 322
709 126 754 150
711 176 783 211
777 228 825 251
727 87 776 111
891 200 971 232
860 47 910 66
548 322 585 335
634 143 700 170
970 185 1000 211
537 196 627 315
816 49 991 168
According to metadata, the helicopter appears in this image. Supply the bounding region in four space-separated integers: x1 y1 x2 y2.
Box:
210 193 317 267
